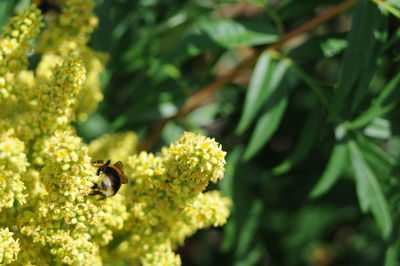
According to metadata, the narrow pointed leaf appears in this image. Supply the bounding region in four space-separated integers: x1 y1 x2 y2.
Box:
384 240 399 266
242 84 288 161
309 141 349 198
200 19 278 49
349 71 400 129
363 118 391 139
220 146 243 199
348 140 392 238
356 133 396 167
355 134 395 188
235 199 263 258
334 0 384 112
234 242 264 266
236 51 288 134
351 11 386 111
220 147 243 252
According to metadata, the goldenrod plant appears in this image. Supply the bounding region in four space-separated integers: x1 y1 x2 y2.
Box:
0 2 230 265
3 0 400 265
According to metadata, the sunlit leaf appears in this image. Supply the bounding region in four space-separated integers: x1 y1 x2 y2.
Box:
363 118 391 139
242 83 288 161
236 51 289 134
320 38 347 58
185 103 220 127
374 0 400 18
199 18 278 49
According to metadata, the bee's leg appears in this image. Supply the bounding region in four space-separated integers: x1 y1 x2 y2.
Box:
89 189 107 200
98 194 107 200
96 166 104 176
96 160 111 175
91 160 104 166
89 190 102 196
91 160 106 175
91 183 99 189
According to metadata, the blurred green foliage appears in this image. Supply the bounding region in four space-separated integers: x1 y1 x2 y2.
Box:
2 0 400 265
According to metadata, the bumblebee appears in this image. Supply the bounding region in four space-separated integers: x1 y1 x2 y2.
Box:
34 0 61 14
90 160 128 199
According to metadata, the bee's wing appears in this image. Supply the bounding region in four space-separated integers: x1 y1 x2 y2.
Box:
114 161 124 170
115 161 128 184
120 173 128 184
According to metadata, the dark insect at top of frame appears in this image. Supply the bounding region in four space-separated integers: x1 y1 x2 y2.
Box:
34 0 62 14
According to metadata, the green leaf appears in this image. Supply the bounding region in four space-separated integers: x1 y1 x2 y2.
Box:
334 0 385 113
234 242 265 266
376 0 400 18
355 133 395 177
164 33 219 62
220 146 243 199
185 103 220 127
375 70 400 106
348 140 392 238
309 141 349 198
213 0 267 7
199 18 278 49
0 0 13 31
242 83 288 161
348 105 393 131
162 121 184 145
349 71 400 129
384 240 399 266
272 105 322 175
236 51 289 134
363 117 391 139
221 216 236 253
320 38 347 58
351 14 386 112
235 199 263 258
383 26 400 50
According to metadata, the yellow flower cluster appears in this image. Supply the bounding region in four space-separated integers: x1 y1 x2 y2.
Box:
0 5 42 75
0 5 42 117
20 132 128 264
0 136 28 210
0 1 230 265
0 228 20 264
36 0 105 121
106 132 231 265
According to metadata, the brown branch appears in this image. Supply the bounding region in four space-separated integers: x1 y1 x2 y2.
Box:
138 0 357 151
